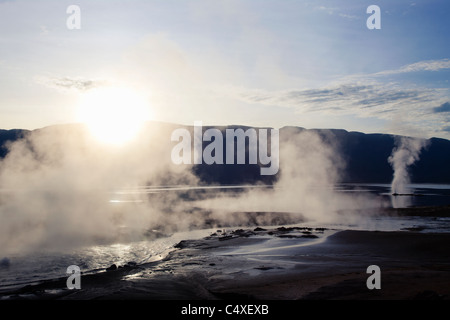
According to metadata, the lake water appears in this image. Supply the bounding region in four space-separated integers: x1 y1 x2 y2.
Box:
111 183 450 208
1 183 450 296
336 183 450 208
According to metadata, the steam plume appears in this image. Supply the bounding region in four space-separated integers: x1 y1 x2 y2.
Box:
388 136 428 195
0 124 382 256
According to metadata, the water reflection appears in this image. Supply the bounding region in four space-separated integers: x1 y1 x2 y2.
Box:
390 194 413 208
338 183 450 208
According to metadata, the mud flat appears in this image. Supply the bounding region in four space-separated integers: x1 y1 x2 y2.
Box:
2 224 450 300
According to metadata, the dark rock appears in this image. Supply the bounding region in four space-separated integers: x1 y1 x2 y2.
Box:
254 227 267 232
219 235 235 241
232 229 255 237
301 234 319 239
174 240 189 249
277 226 302 232
277 234 298 238
106 264 117 271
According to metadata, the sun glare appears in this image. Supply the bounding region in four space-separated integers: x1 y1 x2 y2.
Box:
77 87 151 146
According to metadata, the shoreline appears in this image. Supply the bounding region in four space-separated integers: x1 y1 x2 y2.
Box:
1 221 450 300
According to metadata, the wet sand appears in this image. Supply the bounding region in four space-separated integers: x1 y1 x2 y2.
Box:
2 223 450 300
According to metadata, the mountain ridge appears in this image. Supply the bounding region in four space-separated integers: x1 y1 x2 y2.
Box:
1 123 449 184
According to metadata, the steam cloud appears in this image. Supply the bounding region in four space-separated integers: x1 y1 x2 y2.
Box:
0 124 381 256
188 128 381 228
388 136 429 195
0 124 200 256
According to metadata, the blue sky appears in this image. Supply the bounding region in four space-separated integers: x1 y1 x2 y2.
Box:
0 0 449 139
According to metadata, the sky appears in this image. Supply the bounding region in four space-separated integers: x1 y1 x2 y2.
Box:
0 0 449 139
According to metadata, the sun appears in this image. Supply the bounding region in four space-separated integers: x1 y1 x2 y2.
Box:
77 87 151 146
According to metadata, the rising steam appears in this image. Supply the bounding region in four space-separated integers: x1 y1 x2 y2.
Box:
388 136 429 195
0 124 381 256
191 128 382 226
0 123 200 256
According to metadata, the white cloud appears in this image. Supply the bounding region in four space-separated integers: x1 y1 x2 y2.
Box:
36 76 108 92
228 80 450 138
314 5 359 20
237 82 440 113
376 59 450 75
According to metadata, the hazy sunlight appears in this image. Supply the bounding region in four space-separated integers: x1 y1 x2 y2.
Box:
77 87 151 146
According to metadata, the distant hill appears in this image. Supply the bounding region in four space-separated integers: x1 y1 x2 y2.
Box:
191 125 450 184
301 128 450 184
0 129 29 159
1 124 450 184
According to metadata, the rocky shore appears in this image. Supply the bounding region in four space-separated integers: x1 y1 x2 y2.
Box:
1 222 450 300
